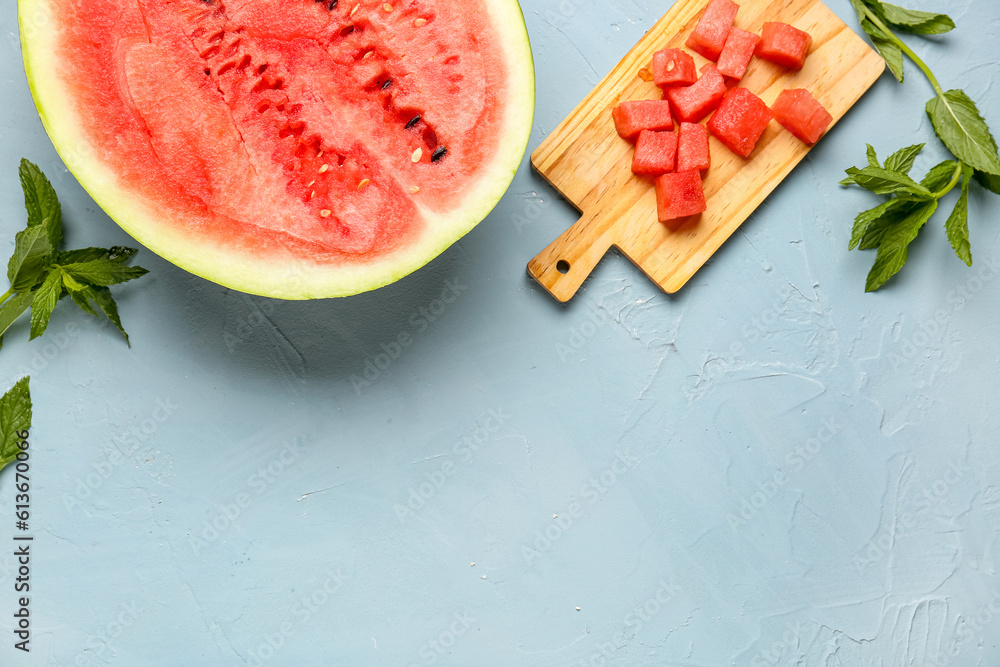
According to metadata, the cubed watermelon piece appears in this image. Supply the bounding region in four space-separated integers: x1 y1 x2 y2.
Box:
707 86 772 157
652 49 697 88
676 122 711 172
632 130 678 175
612 100 674 141
656 170 707 221
666 64 727 123
716 27 760 81
771 88 833 144
756 22 812 69
685 0 740 61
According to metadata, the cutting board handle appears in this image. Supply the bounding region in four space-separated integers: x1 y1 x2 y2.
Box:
527 209 613 303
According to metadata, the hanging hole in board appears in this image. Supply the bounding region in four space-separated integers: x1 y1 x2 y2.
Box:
556 260 570 274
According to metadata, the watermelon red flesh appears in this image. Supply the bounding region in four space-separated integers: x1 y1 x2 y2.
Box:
632 130 678 175
756 22 812 69
771 88 833 144
685 0 739 61
707 86 772 158
676 122 711 172
613 100 674 141
666 64 726 123
652 49 697 88
656 170 706 222
715 27 760 81
20 0 534 298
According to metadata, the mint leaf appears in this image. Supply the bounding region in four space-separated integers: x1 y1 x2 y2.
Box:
843 165 932 198
89 286 130 344
865 199 938 291
56 246 138 265
945 163 974 266
880 3 954 35
867 144 881 168
850 198 906 250
0 376 31 474
28 268 63 340
860 16 905 82
19 159 62 248
973 169 1000 195
884 143 924 175
68 288 99 318
926 90 1000 176
7 225 53 292
0 291 34 340
919 160 961 190
60 260 148 287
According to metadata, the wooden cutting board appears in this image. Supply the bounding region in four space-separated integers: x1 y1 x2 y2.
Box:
527 0 885 302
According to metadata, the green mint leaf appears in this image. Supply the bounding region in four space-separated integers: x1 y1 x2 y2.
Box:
0 376 32 474
867 144 881 168
89 286 130 344
56 246 139 265
945 163 974 266
29 268 64 340
843 165 932 198
972 169 1000 195
60 260 148 287
857 198 922 250
850 198 906 250
19 159 62 248
926 89 1000 176
919 160 961 190
880 3 954 35
0 291 35 340
7 225 53 292
68 288 99 318
884 143 924 175
859 17 905 82
61 270 86 293
865 199 938 291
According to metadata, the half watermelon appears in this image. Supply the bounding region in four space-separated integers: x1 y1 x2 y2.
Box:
18 0 534 298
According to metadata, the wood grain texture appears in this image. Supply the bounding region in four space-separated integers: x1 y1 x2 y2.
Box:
527 0 885 302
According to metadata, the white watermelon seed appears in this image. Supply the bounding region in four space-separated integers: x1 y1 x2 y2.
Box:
411 147 423 163
320 209 331 217
414 18 427 27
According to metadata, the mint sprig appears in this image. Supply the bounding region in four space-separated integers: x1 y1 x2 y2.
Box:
1 159 148 346
844 0 1000 291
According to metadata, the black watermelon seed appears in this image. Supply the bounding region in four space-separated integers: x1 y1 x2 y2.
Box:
327 0 338 8
405 115 421 129
381 79 392 90
431 146 447 162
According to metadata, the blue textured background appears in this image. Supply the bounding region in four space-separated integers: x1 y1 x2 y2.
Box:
2 0 1000 665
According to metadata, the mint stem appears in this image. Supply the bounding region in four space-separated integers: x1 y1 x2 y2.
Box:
863 6 945 96
930 162 963 199
0 288 13 305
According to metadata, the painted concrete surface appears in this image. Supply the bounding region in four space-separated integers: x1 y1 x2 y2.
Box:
2 0 999 665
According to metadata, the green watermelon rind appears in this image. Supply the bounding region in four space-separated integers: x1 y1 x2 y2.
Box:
18 0 535 299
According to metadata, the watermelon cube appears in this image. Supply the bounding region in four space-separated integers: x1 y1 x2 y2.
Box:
756 22 812 69
707 86 772 157
632 130 678 175
656 170 707 222
716 27 760 81
771 88 833 144
676 122 711 172
666 64 726 123
652 49 697 88
612 100 674 141
685 0 740 61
